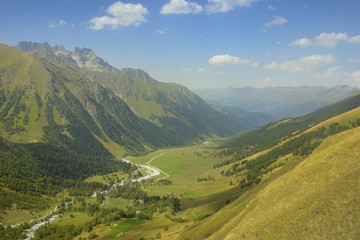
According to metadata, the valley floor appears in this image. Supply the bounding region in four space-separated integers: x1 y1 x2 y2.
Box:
2 124 360 239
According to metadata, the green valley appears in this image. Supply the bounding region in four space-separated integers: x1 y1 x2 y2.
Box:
1 42 360 240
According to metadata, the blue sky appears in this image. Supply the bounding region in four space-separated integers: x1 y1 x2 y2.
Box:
1 0 360 89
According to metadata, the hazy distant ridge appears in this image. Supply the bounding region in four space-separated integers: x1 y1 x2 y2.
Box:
195 86 359 119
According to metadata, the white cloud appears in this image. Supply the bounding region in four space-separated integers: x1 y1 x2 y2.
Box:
290 38 312 47
182 67 192 72
251 62 259 68
160 0 257 15
48 19 67 29
89 1 148 30
264 78 272 86
315 66 344 78
267 5 276 11
315 32 348 48
291 32 360 48
216 70 224 74
206 0 257 13
157 29 167 35
348 70 360 82
208 54 258 67
347 35 360 43
265 54 336 72
160 0 203 14
349 58 360 64
197 67 205 73
266 51 273 57
263 16 287 29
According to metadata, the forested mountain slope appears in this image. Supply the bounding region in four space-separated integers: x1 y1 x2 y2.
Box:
0 136 133 212
15 41 253 145
0 44 175 155
0 43 252 156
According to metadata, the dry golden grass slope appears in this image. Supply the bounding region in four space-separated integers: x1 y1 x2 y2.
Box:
206 127 360 240
178 126 360 240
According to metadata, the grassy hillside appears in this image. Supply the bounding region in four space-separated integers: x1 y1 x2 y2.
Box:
17 42 254 139
206 127 360 240
178 108 360 240
0 45 198 156
0 45 49 142
78 105 360 239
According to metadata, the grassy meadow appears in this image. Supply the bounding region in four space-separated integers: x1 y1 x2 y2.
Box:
69 144 246 239
128 146 239 210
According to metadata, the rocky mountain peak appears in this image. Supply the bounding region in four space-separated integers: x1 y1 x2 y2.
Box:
16 41 49 52
15 41 112 72
71 47 111 71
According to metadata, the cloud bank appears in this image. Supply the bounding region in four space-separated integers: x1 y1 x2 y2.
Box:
49 19 67 29
265 54 336 72
160 0 203 14
209 54 258 67
291 32 360 48
263 16 287 29
160 0 257 15
89 1 148 30
349 70 360 82
206 0 257 13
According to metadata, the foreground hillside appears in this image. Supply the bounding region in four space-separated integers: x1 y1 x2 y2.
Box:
178 96 360 240
180 126 360 240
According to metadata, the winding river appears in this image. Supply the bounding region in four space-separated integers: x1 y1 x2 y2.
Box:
23 152 168 239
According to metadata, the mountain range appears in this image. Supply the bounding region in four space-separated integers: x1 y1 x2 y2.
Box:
0 42 253 156
195 85 359 119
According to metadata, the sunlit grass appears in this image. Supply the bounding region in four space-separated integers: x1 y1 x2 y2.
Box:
181 127 360 240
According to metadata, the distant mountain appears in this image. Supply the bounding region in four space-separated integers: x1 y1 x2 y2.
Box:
195 86 359 119
0 42 252 156
222 106 275 127
222 91 360 153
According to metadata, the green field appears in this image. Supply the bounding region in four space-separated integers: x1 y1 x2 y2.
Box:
106 218 143 239
54 212 92 226
129 146 235 200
